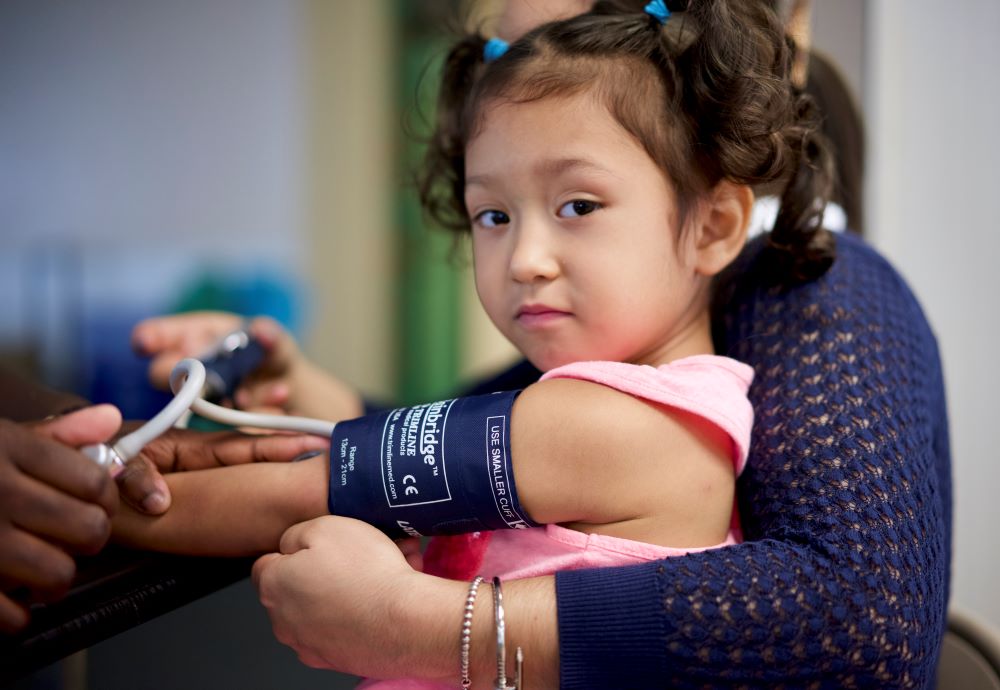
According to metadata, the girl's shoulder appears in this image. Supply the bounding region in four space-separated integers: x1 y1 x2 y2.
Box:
540 357 754 474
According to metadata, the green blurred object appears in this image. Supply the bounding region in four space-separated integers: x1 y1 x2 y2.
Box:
394 1 465 404
185 415 233 432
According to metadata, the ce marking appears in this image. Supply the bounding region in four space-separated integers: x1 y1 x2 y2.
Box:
403 474 419 496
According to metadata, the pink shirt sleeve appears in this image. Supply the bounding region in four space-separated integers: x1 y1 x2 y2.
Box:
540 355 755 475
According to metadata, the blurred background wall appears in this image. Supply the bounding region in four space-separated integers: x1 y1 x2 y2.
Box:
865 0 1000 639
1 1 997 688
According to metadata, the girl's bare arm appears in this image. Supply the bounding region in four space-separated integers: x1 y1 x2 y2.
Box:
512 378 736 547
112 454 329 556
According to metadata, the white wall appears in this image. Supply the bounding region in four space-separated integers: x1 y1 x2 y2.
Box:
0 0 399 400
867 0 1000 626
0 0 308 389
812 0 865 104
0 0 305 257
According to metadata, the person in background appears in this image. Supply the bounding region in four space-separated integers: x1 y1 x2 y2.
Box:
749 0 865 238
804 48 865 235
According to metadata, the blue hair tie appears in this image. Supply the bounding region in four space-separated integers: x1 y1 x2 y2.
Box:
644 0 671 25
483 37 509 63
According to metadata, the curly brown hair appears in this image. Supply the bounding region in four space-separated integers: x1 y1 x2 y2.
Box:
420 0 835 285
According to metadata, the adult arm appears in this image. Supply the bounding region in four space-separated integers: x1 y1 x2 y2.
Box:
0 363 331 515
554 233 952 688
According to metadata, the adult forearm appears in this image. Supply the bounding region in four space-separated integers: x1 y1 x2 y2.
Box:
555 563 670 686
575 233 952 689
555 523 948 688
474 576 559 689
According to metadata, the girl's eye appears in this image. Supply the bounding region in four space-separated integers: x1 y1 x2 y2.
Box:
557 199 601 218
474 209 510 229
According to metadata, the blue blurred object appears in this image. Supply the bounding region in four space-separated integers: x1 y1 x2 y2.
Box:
82 309 174 420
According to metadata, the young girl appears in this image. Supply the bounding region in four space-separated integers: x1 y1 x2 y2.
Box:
119 0 833 684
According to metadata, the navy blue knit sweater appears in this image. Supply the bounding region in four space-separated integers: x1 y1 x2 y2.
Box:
557 234 952 688
470 234 952 688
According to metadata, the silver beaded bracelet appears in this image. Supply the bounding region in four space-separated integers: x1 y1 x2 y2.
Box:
460 576 484 689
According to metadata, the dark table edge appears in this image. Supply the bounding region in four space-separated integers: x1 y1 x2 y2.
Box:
0 548 254 683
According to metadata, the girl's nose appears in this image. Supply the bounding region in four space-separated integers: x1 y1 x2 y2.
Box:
509 220 559 283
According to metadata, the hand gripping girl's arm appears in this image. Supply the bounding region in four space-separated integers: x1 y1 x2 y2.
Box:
555 234 952 689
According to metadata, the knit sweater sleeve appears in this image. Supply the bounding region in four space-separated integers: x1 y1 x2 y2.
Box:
555 234 953 689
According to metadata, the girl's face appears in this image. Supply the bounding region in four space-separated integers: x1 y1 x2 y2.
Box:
465 92 715 372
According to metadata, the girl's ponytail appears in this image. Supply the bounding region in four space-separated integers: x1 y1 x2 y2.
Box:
677 0 836 285
767 103 835 283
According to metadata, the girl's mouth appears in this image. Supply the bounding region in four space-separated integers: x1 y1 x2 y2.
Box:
516 305 572 328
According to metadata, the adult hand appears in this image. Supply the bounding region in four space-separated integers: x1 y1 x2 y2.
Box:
0 405 121 632
252 517 559 687
131 311 362 420
131 311 296 413
252 516 454 681
116 426 330 515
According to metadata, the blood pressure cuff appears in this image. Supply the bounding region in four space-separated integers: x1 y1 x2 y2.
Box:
328 389 539 539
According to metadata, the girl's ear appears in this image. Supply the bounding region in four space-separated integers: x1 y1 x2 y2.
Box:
693 181 753 277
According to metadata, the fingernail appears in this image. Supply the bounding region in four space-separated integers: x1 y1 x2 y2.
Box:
292 450 324 462
142 491 169 513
